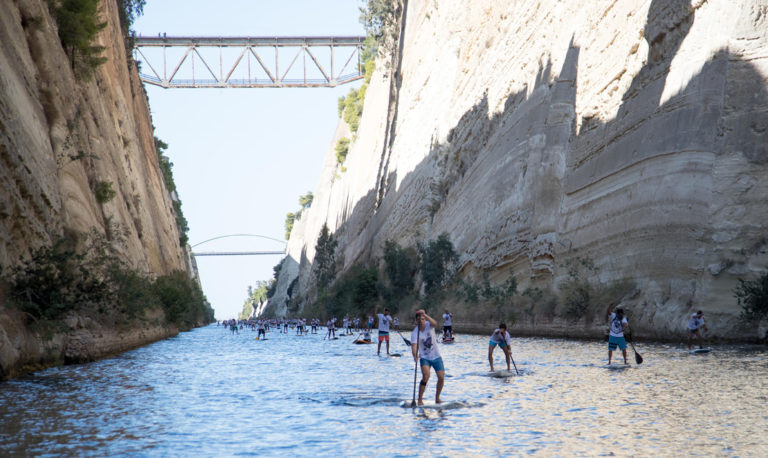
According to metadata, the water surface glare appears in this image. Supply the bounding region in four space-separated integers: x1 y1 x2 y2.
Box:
1 324 767 456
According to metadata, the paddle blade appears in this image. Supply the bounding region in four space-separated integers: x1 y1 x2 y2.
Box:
635 351 643 364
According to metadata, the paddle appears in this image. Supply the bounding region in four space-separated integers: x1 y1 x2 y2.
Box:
509 349 520 375
627 329 643 364
411 324 420 408
395 329 412 346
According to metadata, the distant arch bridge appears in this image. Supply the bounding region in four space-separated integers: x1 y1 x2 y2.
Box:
191 234 286 257
132 35 366 88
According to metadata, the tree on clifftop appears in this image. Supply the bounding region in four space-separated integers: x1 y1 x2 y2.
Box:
46 0 107 72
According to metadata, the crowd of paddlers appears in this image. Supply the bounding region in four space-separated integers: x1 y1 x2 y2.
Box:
217 307 711 406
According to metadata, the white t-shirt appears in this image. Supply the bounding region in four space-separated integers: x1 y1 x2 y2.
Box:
443 313 452 326
609 313 627 337
377 313 392 332
687 313 705 330
411 321 441 361
489 329 511 345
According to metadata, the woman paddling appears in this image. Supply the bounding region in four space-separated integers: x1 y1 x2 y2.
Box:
410 310 445 405
488 323 513 372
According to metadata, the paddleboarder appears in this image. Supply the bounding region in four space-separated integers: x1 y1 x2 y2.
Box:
257 320 266 339
442 310 453 340
376 306 394 355
488 323 513 372
411 310 444 406
608 307 629 365
686 310 708 350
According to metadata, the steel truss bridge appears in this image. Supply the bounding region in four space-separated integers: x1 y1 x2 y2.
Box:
132 36 366 88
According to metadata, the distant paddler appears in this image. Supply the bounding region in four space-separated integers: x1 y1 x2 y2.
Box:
257 320 266 340
375 305 394 356
686 310 708 350
607 308 629 365
488 323 512 372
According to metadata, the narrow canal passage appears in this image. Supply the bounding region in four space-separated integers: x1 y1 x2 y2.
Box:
1 324 766 455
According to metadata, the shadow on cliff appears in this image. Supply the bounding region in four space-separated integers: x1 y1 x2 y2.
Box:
295 0 767 336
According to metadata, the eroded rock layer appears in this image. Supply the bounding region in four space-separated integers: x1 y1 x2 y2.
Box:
0 0 190 378
275 0 768 340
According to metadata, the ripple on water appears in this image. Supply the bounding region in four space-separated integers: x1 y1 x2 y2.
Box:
1 326 767 455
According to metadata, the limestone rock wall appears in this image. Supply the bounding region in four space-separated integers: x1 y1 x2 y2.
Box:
0 0 187 274
277 0 768 340
0 0 191 378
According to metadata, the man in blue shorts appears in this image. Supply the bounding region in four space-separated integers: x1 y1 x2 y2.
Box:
411 310 444 405
608 308 628 365
488 323 512 371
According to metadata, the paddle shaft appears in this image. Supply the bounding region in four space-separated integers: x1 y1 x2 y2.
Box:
396 329 412 346
509 350 519 375
411 325 420 407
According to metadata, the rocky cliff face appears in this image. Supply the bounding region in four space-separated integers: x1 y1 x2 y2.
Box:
273 0 768 341
0 0 191 377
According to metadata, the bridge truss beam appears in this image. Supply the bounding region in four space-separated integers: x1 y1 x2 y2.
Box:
132 36 366 88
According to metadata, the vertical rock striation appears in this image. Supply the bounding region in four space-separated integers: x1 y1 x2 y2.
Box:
0 0 193 378
276 0 768 340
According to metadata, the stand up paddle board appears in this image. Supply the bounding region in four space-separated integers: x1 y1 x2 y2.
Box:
488 369 519 378
689 347 712 354
400 400 467 410
605 363 631 370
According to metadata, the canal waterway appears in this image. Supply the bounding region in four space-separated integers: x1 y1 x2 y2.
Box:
1 324 767 456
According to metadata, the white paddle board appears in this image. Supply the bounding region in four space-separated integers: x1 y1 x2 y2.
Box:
489 369 519 378
400 400 466 410
605 363 631 370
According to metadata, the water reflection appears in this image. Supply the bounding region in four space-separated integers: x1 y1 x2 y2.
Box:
1 324 766 456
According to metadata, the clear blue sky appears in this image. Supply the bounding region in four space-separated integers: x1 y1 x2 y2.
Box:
133 1 365 320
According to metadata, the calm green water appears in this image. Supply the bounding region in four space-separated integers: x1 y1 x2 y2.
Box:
1 324 767 456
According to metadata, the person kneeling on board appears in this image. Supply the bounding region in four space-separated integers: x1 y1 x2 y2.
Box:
488 323 513 372
411 310 445 405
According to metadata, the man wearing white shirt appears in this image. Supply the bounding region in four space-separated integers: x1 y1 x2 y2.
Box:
411 310 445 405
376 306 394 355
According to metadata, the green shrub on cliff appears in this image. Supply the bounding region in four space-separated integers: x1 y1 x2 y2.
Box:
285 212 296 240
94 180 117 203
46 0 107 74
155 137 189 247
153 270 212 328
359 0 400 59
337 59 375 134
5 232 212 328
335 137 351 165
318 265 379 319
116 0 145 36
735 270 768 322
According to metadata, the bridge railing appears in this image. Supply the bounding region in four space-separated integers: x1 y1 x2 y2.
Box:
132 35 366 89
